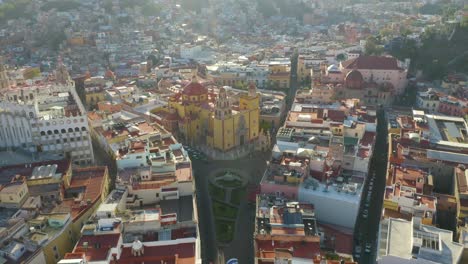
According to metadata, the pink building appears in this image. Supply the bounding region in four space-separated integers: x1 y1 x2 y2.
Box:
339 55 409 95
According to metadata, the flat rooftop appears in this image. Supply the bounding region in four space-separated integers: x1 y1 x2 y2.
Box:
160 195 194 222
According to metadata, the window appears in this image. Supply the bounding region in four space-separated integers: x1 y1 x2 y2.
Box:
68 128 73 133
61 129 66 133
40 131 46 136
75 127 80 132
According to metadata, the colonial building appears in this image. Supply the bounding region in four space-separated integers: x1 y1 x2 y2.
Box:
339 55 409 95
164 78 260 152
0 62 94 165
310 55 409 106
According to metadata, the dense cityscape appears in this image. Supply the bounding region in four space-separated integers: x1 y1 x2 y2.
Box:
0 0 467 263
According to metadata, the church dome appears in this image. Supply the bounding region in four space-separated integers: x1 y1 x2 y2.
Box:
182 77 207 96
345 69 363 89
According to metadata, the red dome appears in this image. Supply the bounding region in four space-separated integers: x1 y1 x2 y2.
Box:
166 111 180 121
105 69 115 79
345 70 363 89
182 80 208 96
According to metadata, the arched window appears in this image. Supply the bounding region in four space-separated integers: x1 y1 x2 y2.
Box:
40 131 46 136
47 130 52 135
68 128 73 133
75 127 80 132
61 129 66 133
81 127 86 131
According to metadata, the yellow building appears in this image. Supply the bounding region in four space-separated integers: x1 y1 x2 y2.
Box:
165 78 260 152
297 56 313 83
0 179 29 208
268 62 290 89
27 213 75 264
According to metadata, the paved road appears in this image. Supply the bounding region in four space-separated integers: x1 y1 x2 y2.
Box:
354 110 388 264
192 152 270 264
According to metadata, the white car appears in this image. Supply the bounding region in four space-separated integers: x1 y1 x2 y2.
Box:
365 243 372 253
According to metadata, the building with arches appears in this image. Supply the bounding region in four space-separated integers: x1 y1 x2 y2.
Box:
0 62 94 165
162 77 260 152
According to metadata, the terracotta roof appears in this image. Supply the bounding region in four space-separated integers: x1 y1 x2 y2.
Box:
342 56 402 70
73 234 121 261
317 223 354 254
326 110 346 122
58 166 107 221
117 242 195 264
182 80 207 96
360 131 376 146
165 111 181 121
256 240 320 259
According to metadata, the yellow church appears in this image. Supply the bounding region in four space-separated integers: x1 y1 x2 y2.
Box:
162 77 260 152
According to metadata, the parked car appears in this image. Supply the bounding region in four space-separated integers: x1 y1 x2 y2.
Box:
355 245 362 254
365 243 372 253
363 209 368 218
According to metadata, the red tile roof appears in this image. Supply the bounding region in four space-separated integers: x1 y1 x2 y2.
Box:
182 80 207 96
326 110 346 122
58 166 107 221
342 56 401 70
117 242 195 264
360 131 376 146
318 223 354 254
256 240 321 259
73 234 121 261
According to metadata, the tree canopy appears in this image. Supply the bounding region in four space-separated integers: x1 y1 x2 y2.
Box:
364 36 384 56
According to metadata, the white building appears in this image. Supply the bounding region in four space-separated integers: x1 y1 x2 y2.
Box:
377 217 463 264
0 63 94 165
299 178 362 229
416 89 440 113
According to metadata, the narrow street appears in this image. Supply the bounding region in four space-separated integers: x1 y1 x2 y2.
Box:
353 109 388 264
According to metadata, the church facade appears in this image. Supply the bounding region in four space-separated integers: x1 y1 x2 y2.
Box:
164 78 260 152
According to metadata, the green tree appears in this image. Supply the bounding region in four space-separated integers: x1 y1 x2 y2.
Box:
379 28 393 38
365 36 384 56
400 27 412 37
336 53 346 61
